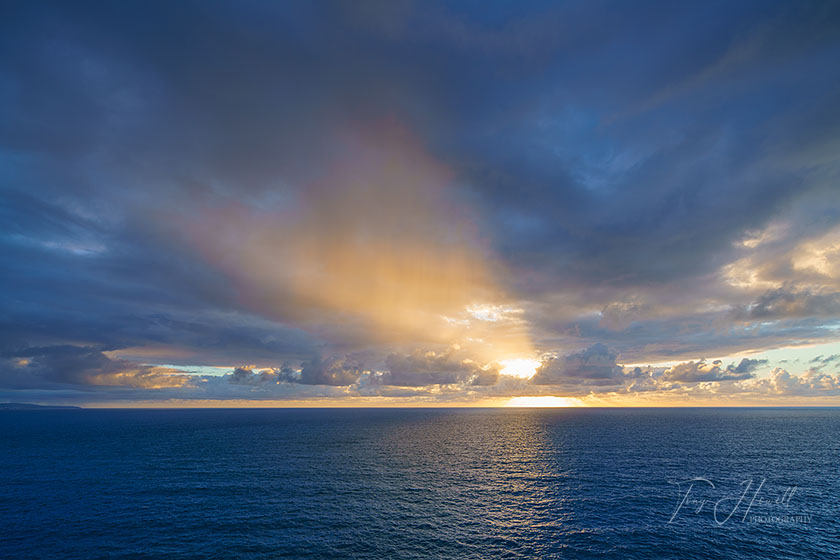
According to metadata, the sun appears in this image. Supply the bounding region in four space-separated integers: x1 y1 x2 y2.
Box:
504 396 585 407
499 358 541 379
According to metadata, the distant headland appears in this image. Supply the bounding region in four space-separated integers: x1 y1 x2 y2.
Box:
0 403 81 410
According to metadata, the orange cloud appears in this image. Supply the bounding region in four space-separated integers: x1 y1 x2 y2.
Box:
174 121 534 361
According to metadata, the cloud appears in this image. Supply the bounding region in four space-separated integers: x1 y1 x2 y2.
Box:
227 357 368 388
728 358 767 375
172 121 506 352
599 299 650 331
743 367 840 396
531 344 623 386
662 358 764 383
0 345 192 389
228 365 298 386
299 356 365 386
808 354 840 371
740 287 840 320
384 349 499 387
1 1 840 404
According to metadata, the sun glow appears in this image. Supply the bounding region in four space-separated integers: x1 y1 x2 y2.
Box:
499 358 541 379
504 396 585 407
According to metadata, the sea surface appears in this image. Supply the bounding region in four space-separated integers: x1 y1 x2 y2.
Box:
1 408 838 559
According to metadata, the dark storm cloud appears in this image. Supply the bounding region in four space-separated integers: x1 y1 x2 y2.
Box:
0 0 490 373
0 191 320 367
299 356 365 386
1 0 840 402
0 345 192 389
447 1 840 293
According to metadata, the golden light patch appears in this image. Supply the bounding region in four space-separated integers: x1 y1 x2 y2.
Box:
499 358 541 379
504 396 585 407
792 227 840 278
175 121 537 361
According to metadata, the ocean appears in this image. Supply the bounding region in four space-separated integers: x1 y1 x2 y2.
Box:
1 408 838 559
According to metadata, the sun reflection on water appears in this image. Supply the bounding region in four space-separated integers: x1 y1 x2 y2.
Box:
504 396 585 407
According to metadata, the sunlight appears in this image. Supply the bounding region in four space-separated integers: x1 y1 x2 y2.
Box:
504 396 585 407
499 358 541 379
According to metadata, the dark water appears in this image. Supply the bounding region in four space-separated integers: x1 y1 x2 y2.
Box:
1 408 838 559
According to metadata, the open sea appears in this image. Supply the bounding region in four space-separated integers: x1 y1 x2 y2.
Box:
1 407 838 559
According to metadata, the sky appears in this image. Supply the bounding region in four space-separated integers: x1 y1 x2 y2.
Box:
2 0 840 407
